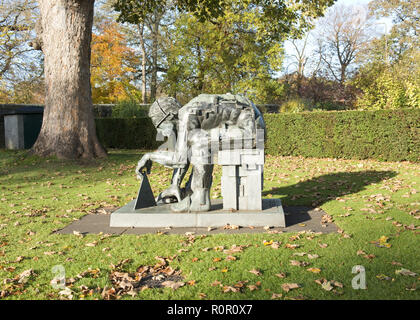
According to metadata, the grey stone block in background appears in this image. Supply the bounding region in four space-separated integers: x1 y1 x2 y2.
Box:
4 114 24 149
2 106 43 150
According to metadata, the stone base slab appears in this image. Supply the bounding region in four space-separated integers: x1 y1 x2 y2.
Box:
110 198 285 228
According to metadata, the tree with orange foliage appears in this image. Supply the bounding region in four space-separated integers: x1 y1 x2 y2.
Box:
91 20 140 104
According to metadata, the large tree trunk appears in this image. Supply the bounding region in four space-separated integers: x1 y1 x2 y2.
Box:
31 0 106 159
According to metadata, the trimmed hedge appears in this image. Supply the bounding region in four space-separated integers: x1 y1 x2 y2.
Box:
95 109 420 162
95 117 159 150
265 109 420 162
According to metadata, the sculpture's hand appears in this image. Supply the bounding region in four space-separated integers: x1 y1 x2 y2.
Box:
136 154 152 178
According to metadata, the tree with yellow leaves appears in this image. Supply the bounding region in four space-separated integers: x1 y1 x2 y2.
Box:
91 20 141 104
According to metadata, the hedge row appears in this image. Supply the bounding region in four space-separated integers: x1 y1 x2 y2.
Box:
95 117 159 150
95 109 420 162
265 109 419 162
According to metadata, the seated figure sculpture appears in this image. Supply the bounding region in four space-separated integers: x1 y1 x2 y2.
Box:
135 93 265 213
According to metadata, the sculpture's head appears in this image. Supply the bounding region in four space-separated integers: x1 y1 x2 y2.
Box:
149 97 182 130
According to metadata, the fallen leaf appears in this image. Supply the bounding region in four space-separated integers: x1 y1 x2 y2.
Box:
307 268 321 274
321 281 334 291
247 285 259 291
275 272 286 278
290 260 310 267
211 280 222 287
161 281 185 290
282 283 300 292
263 240 273 246
223 285 239 293
376 274 393 281
249 269 262 276
395 269 417 277
197 292 207 299
271 293 283 299
85 241 97 247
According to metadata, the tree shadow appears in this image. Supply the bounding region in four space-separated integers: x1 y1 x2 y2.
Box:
262 170 397 207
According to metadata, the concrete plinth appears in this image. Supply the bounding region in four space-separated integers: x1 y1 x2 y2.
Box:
110 198 285 228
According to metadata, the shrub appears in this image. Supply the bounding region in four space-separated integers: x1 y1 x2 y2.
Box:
278 98 313 113
265 109 420 162
111 99 149 118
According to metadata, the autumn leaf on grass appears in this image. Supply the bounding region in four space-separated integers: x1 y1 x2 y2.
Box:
213 257 222 262
371 236 392 248
285 243 300 250
290 260 310 267
247 285 259 291
376 274 393 281
271 293 283 299
321 281 334 291
318 243 328 248
271 242 281 249
308 254 319 259
282 283 301 293
263 240 273 246
85 241 98 247
275 272 286 278
307 268 321 274
17 269 36 284
225 255 236 261
395 269 418 277
363 254 376 260
223 286 239 293
315 278 343 291
59 287 74 300
162 281 185 290
293 252 306 257
223 244 246 254
211 280 222 287
249 269 262 276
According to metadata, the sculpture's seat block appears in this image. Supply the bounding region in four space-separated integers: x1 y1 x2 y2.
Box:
219 149 264 211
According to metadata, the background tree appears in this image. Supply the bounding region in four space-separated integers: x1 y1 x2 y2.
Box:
161 7 285 104
351 0 419 109
0 0 43 103
31 0 106 159
91 20 140 103
315 4 375 85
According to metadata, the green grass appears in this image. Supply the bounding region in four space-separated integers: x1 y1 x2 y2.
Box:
0 149 419 300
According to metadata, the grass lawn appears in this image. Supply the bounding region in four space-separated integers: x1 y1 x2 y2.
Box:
0 149 419 300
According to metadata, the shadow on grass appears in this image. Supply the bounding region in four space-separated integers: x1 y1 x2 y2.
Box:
263 170 397 207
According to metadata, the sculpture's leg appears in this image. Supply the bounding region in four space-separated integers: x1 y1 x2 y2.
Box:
171 164 213 212
189 164 213 211
171 129 213 212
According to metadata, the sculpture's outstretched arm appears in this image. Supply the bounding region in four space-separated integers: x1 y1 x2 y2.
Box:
136 150 184 177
